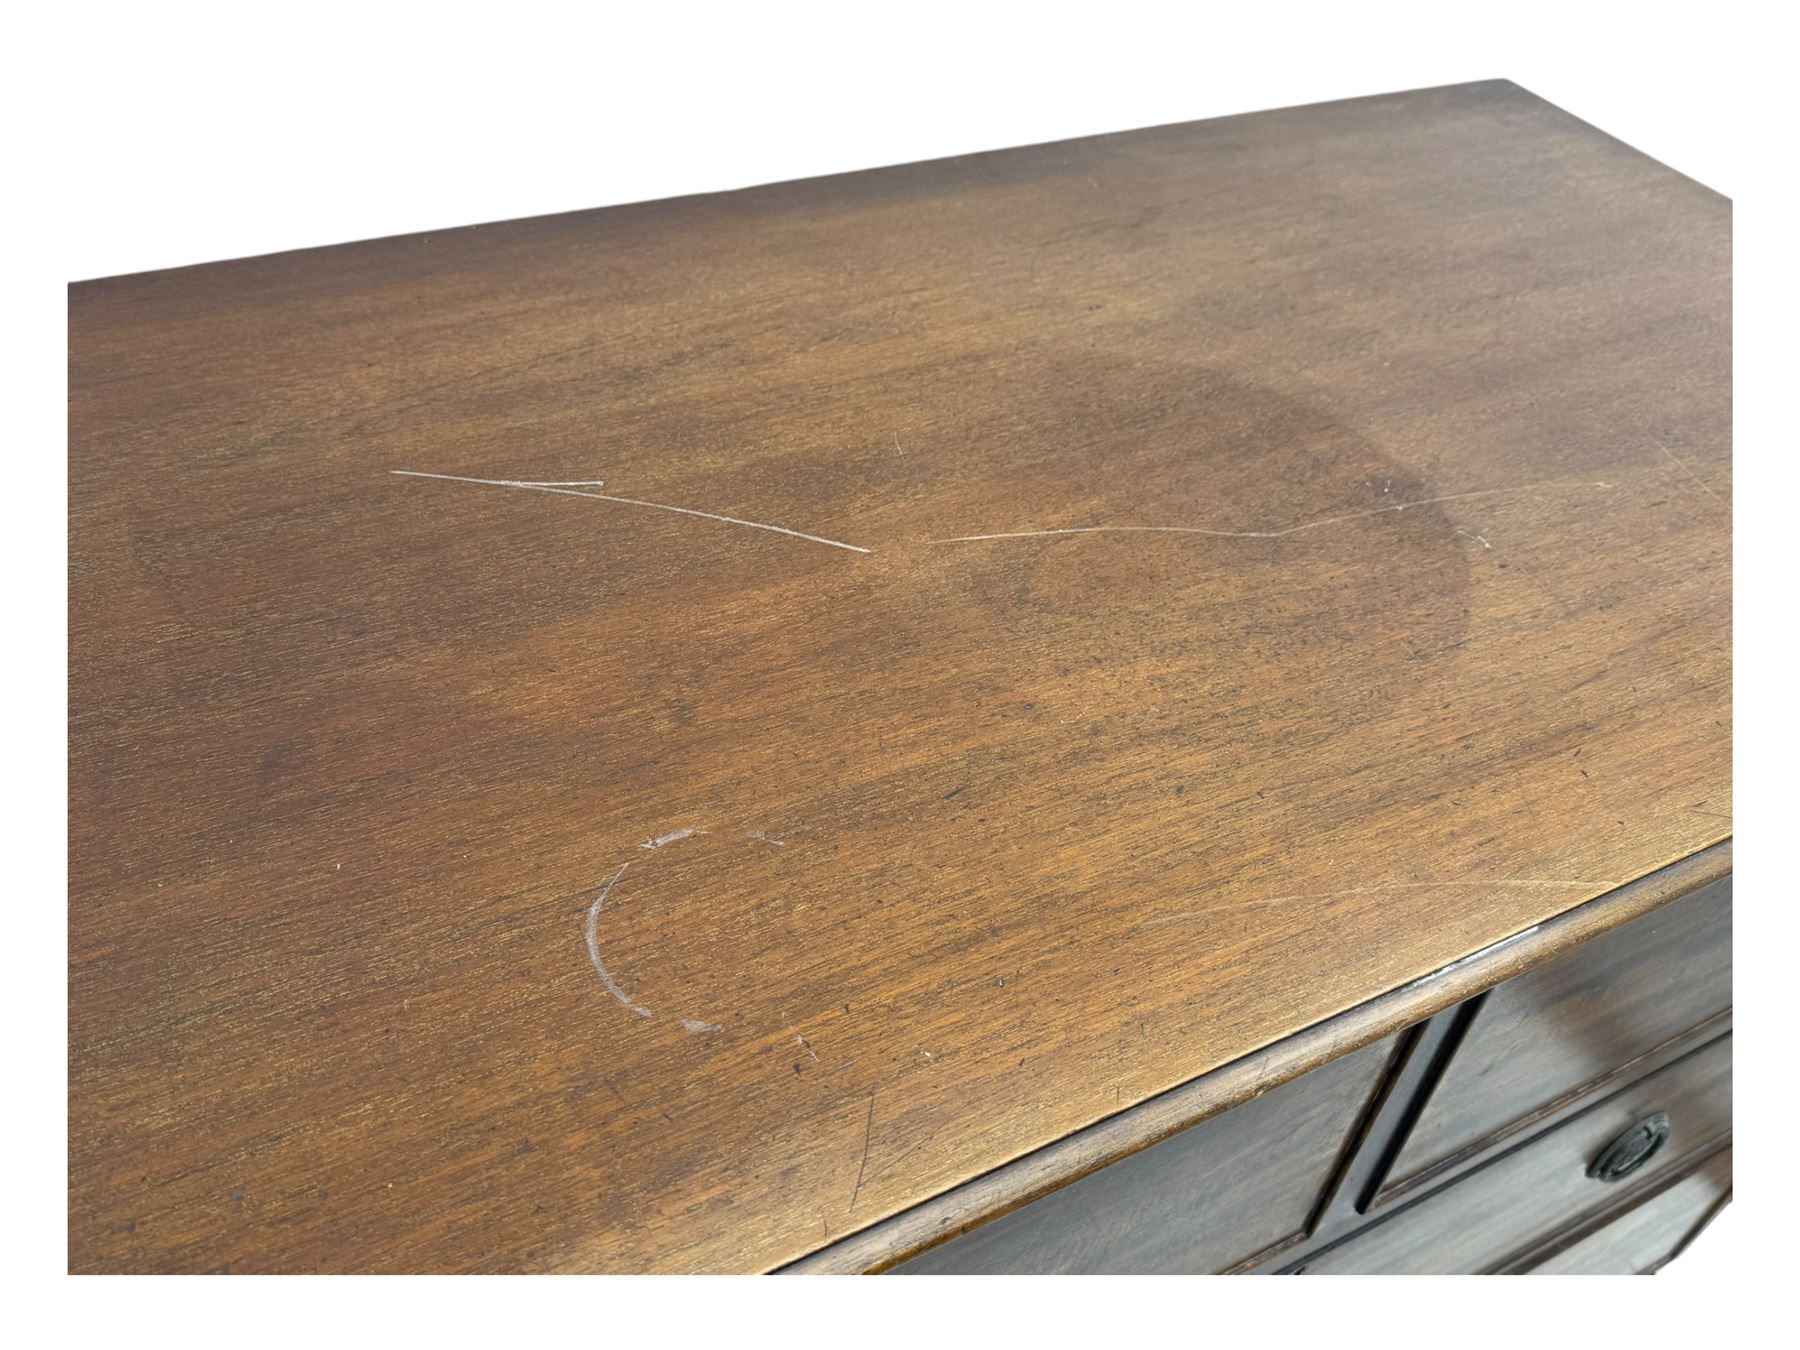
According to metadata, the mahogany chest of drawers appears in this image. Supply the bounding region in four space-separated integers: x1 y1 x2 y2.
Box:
69 79 1730 1273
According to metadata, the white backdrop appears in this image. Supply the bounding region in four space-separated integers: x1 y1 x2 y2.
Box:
46 5 1747 282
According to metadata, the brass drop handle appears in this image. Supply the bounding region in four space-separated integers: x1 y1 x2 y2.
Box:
1588 1112 1671 1182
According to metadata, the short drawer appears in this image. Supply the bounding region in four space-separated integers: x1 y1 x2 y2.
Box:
1373 877 1731 1204
892 1034 1396 1275
1516 1146 1731 1275
1293 1031 1730 1274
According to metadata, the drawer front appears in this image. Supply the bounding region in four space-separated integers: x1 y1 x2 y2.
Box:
1378 877 1731 1199
1297 1032 1730 1275
892 1035 1396 1275
1521 1146 1731 1275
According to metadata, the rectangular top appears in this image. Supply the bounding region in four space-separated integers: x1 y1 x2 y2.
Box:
69 80 1731 1272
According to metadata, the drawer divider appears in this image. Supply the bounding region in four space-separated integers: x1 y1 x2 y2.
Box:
1356 993 1489 1213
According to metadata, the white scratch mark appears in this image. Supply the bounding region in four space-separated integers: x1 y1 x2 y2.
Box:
390 469 872 554
747 830 785 846
584 864 654 1019
1144 878 1615 927
681 1018 723 1034
1455 529 1493 549
797 1035 820 1063
934 481 1614 545
395 472 608 488
640 827 703 851
918 1050 935 1062
1653 439 1727 507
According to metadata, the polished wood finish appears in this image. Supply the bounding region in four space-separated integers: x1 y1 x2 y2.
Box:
1290 1034 1730 1274
69 79 1731 1273
1372 876 1731 1206
892 1034 1395 1273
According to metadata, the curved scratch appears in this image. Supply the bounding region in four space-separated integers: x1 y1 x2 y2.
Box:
584 863 654 1019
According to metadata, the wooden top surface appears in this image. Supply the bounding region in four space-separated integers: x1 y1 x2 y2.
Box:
69 80 1731 1272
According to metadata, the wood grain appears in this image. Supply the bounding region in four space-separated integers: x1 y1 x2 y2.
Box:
69 79 1731 1272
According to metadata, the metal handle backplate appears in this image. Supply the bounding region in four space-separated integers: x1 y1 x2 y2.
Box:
1588 1112 1672 1182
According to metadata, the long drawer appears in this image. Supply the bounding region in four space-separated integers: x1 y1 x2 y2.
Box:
1292 1032 1731 1274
